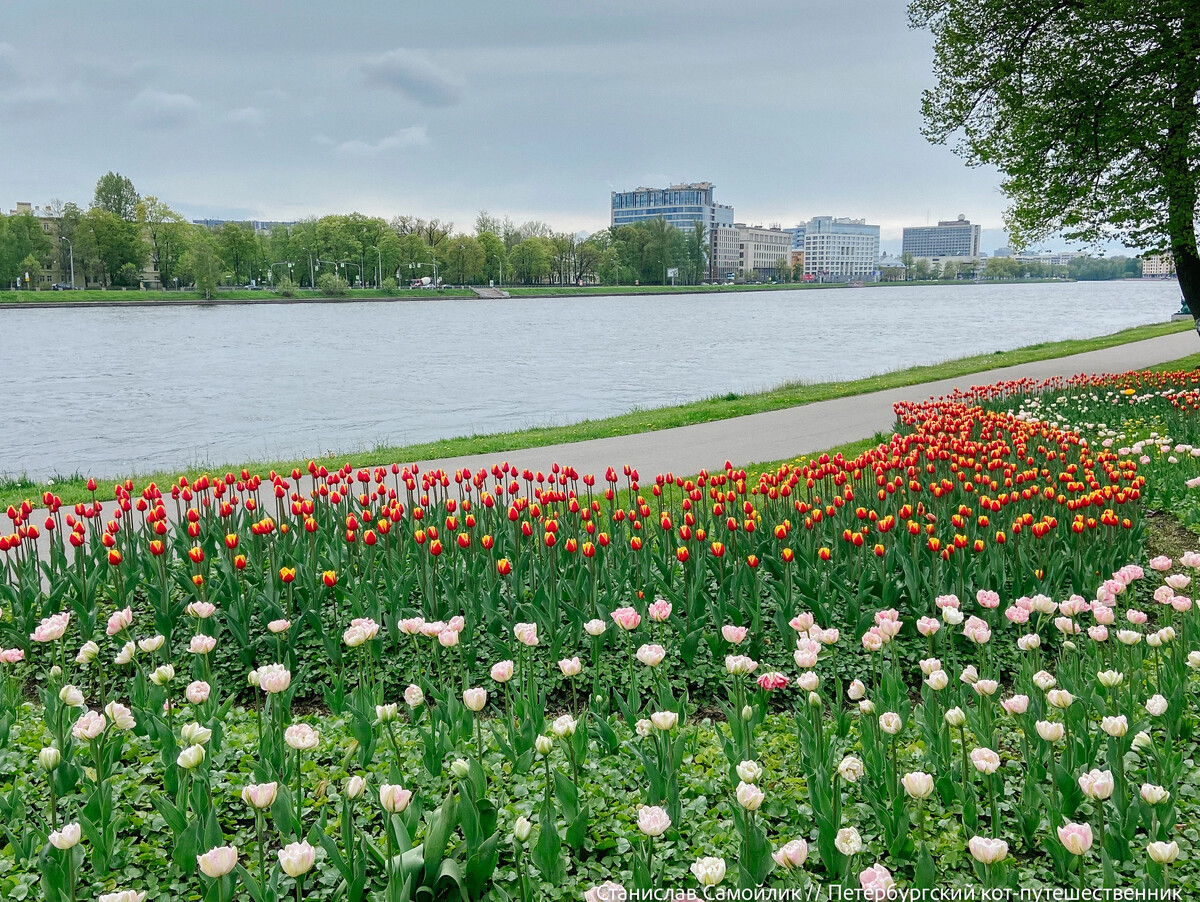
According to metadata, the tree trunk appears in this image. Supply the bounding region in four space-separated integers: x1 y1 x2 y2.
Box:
1179 243 1200 332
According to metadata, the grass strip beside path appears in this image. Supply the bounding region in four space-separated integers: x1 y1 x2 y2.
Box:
1 319 1192 511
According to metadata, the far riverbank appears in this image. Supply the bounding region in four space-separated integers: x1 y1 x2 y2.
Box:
0 277 1086 309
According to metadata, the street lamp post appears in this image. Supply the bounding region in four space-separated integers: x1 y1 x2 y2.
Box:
59 236 74 289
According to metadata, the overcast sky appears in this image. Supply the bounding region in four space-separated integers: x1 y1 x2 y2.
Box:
2 0 1051 251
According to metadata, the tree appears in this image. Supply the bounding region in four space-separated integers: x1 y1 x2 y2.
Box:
0 211 52 287
92 172 140 221
900 251 915 280
910 1 1200 323
442 235 485 284
216 222 256 284
85 207 146 287
181 226 221 299
138 197 187 288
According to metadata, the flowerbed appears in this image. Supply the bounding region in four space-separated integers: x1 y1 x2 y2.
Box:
0 368 1197 900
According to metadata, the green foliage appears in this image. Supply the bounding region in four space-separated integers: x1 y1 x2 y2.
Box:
318 272 349 296
910 0 1200 310
182 228 222 299
92 172 139 222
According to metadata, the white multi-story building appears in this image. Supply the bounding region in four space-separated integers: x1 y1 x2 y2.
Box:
798 216 880 280
1143 253 1176 277
734 224 793 279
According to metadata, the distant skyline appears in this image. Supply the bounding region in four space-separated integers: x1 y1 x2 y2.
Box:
0 0 1136 253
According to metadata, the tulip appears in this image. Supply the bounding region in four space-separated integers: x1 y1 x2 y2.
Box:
345 775 366 799
277 840 316 877
39 747 62 771
859 863 895 901
242 782 278 809
584 619 607 636
72 710 106 741
1148 840 1179 864
58 684 85 708
835 827 863 855
150 664 175 686
1036 720 1064 742
611 607 641 631
404 684 425 707
1078 769 1114 800
636 643 666 667
1047 689 1074 709
879 712 902 734
180 722 211 745
968 835 1008 865
650 710 678 731
838 756 865 782
558 656 582 677
535 735 554 756
99 893 147 902
177 744 206 770
197 845 238 878
186 681 211 704
514 816 533 842
514 622 540 646
722 624 748 644
551 714 578 737
637 805 671 836
1146 694 1169 716
49 822 82 850
901 771 934 799
376 703 399 723
690 856 726 886
1141 783 1170 805
1057 822 1093 856
585 882 628 902
970 747 1000 774
1100 715 1128 737
463 687 488 712
256 664 291 694
772 838 809 870
284 723 320 750
380 784 413 813
736 780 765 810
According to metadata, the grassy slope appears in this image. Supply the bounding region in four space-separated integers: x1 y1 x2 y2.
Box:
1 320 1192 511
0 278 1075 305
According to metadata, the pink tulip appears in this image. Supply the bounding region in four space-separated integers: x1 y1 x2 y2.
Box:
31 612 70 643
463 687 487 712
647 600 672 622
789 612 815 632
976 589 1001 609
859 864 895 901
0 648 24 664
722 624 748 644
186 680 211 704
610 607 641 631
514 622 539 646
197 846 238 878
636 644 666 667
1057 822 1093 856
491 660 514 682
106 607 133 636
757 672 789 691
189 635 217 655
268 619 291 634
185 601 216 619
916 617 940 636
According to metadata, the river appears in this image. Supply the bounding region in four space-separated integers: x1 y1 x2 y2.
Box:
0 279 1185 481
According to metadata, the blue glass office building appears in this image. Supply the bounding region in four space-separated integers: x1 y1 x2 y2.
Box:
610 182 734 233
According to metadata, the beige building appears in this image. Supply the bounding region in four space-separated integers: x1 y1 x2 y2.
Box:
734 223 792 279
7 200 162 289
712 226 741 280
1143 253 1175 277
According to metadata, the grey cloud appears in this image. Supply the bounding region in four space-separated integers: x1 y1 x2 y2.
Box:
361 49 462 107
333 126 429 155
128 89 200 127
229 106 264 125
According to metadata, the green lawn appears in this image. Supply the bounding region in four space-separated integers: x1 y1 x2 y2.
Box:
0 277 1075 305
1 319 1190 512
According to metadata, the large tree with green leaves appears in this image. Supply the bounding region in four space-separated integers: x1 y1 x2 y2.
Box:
909 1 1200 320
92 172 140 222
